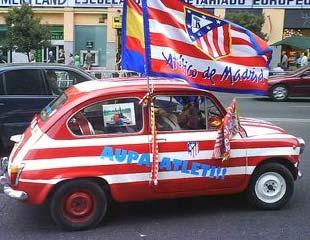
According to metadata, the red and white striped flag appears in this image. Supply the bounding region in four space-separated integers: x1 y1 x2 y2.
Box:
213 99 240 161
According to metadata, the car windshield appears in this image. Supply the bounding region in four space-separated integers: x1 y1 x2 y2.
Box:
40 93 67 121
287 65 309 76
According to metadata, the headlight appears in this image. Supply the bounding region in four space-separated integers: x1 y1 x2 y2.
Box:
8 163 25 186
298 138 305 155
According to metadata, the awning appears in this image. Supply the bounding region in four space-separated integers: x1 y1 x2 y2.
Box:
271 36 310 49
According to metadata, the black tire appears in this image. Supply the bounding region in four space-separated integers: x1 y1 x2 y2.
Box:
50 180 108 231
247 163 294 210
270 84 289 101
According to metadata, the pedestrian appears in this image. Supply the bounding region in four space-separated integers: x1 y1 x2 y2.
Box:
58 49 65 64
29 50 36 63
83 50 92 70
48 51 55 63
74 54 80 68
67 53 74 66
0 49 7 63
300 52 308 67
281 51 288 70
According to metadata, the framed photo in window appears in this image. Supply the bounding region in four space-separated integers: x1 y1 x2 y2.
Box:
102 102 136 127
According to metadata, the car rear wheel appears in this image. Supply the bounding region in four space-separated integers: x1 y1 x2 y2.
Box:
247 163 294 210
270 84 289 101
50 180 108 231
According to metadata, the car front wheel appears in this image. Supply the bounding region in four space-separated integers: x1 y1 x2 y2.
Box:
247 163 294 210
50 180 108 231
270 84 289 101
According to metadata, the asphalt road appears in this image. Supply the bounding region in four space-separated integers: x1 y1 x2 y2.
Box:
0 94 309 240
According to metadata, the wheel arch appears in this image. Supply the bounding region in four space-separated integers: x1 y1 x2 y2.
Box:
252 157 297 180
46 177 112 204
269 83 290 98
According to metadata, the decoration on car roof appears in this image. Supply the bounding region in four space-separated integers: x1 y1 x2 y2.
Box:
121 0 272 95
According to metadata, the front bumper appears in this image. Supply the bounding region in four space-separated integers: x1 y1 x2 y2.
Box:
0 157 28 201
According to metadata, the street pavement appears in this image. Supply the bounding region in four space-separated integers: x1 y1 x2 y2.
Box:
0 94 309 240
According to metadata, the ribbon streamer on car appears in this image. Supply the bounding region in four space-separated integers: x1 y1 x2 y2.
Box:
150 100 159 186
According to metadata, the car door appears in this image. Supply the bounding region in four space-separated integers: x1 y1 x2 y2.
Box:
152 94 247 194
67 97 153 201
293 70 310 97
0 69 55 146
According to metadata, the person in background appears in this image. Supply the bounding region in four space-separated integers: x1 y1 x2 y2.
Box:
67 53 74 66
83 50 92 70
74 54 80 68
281 51 288 70
300 52 309 67
48 51 55 63
0 49 7 63
29 50 36 63
271 63 284 74
58 49 65 64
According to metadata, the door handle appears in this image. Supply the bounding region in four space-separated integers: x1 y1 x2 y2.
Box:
0 103 4 106
156 138 167 142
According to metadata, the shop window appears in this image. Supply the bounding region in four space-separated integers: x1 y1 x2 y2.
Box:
153 96 222 132
4 69 47 95
68 98 143 136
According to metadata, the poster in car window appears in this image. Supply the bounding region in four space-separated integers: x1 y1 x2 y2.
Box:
102 103 136 127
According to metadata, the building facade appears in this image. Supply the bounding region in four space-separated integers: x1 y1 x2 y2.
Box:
0 1 309 68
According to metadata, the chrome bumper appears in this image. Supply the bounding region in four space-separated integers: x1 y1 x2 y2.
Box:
0 157 28 201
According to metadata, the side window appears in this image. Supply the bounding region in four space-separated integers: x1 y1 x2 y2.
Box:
154 96 223 132
68 98 143 136
45 70 87 90
0 74 3 95
4 69 47 95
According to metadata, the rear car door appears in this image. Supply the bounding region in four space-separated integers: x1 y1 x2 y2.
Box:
152 94 247 194
0 69 55 147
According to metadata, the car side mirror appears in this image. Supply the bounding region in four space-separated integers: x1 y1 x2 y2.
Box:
208 116 223 128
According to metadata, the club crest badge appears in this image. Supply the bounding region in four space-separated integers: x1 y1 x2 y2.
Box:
185 6 231 60
188 141 199 157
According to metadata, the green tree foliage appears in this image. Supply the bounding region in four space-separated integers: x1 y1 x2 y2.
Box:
225 12 267 40
4 4 50 60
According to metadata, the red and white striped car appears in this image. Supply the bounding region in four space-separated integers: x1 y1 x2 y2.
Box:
0 78 305 230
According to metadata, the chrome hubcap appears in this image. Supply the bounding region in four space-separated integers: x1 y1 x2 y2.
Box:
272 86 288 100
255 172 286 204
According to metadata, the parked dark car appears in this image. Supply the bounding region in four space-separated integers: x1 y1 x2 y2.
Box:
0 63 95 151
268 65 310 101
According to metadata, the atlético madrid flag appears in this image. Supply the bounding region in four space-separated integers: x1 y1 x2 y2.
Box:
121 0 145 73
122 0 272 94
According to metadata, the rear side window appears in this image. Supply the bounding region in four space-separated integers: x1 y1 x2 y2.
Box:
0 73 3 95
44 69 89 90
40 93 67 121
4 69 47 95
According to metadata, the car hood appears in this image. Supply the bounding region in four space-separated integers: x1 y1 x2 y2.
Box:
239 117 287 137
268 74 295 82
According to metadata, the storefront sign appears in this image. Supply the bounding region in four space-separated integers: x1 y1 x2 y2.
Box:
0 0 310 8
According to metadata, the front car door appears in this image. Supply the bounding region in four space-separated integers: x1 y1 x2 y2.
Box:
67 96 155 202
152 94 247 195
0 69 55 148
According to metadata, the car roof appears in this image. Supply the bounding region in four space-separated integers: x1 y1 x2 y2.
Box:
73 77 189 93
0 63 83 71
66 77 217 105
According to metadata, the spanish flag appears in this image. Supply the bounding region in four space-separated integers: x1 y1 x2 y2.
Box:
121 0 145 73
